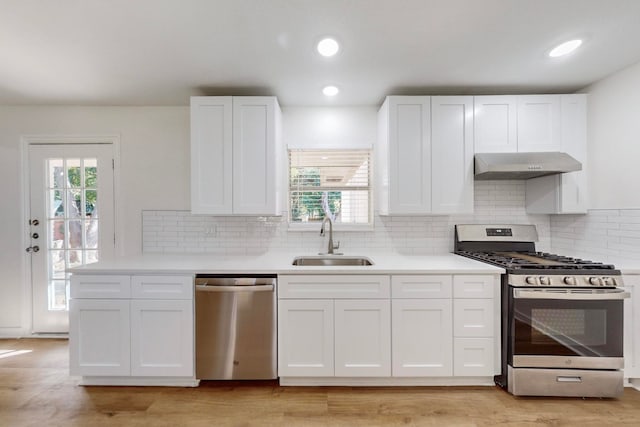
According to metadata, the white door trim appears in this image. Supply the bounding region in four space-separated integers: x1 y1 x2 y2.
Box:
20 134 121 336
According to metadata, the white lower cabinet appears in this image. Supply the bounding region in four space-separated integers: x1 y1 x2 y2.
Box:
278 273 499 383
70 274 194 383
130 299 194 377
334 299 391 377
69 299 131 376
278 275 391 378
392 298 452 376
624 275 640 380
278 299 334 377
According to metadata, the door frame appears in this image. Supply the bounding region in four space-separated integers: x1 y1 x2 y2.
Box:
20 134 121 336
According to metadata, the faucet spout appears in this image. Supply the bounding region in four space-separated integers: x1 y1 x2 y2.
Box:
320 215 340 255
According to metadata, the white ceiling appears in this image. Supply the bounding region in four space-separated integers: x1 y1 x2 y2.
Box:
2 0 640 106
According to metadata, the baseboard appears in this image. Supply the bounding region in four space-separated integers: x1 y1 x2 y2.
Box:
76 376 200 387
279 376 495 387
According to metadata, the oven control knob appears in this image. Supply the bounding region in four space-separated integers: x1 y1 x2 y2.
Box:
589 277 603 286
563 276 577 286
525 276 537 285
602 277 617 287
539 276 550 286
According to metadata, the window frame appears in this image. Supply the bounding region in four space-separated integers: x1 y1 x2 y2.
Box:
287 147 374 231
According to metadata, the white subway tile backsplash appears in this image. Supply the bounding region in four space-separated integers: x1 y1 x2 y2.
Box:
142 180 552 255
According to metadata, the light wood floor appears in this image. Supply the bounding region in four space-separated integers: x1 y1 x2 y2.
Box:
2 339 640 426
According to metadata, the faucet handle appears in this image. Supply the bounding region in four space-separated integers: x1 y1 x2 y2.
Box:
334 240 340 249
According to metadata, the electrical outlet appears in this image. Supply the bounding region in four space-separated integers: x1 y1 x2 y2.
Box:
204 225 217 237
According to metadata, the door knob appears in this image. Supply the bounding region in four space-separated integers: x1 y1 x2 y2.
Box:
30 219 40 226
32 233 39 239
26 246 40 253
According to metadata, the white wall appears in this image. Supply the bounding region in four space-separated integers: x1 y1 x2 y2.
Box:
585 60 640 209
0 106 189 334
282 106 377 149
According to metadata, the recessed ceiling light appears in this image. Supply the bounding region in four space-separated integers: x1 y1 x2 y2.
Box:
322 85 339 96
549 39 583 57
317 38 340 57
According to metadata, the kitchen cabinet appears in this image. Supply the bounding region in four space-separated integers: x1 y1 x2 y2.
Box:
474 94 587 214
278 273 499 383
474 95 561 153
624 275 640 381
190 96 282 215
474 96 517 153
377 95 474 215
278 275 391 377
516 95 562 152
525 94 588 213
70 274 195 384
452 275 498 376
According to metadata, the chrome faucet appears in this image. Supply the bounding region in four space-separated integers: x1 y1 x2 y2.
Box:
320 216 341 255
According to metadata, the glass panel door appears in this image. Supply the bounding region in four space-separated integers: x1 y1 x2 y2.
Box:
29 144 114 333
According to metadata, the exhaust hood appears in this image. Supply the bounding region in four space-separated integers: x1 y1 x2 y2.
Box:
474 152 582 180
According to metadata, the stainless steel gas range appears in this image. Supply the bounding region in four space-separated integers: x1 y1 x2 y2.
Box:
455 224 629 398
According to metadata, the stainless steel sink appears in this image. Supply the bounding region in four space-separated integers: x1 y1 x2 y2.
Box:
291 256 374 266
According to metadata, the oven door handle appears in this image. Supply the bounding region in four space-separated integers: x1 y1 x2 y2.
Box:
513 289 630 300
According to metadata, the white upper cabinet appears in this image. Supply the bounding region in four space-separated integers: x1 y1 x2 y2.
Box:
474 95 562 153
431 96 474 214
191 97 233 214
377 95 473 215
474 96 517 153
378 96 432 214
516 95 562 152
525 94 588 214
191 96 282 215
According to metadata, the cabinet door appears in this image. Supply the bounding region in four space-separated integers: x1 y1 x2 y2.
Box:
278 299 334 377
334 299 391 377
453 338 495 376
624 277 640 378
232 97 281 215
190 96 233 214
559 94 588 213
474 96 518 153
392 299 453 376
431 96 474 214
69 299 130 376
387 96 432 214
130 299 194 377
516 95 561 152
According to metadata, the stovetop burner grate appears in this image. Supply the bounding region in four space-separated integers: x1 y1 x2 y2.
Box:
455 250 617 271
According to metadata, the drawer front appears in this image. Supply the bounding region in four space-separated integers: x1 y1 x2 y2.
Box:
453 275 496 299
391 275 452 299
70 275 131 299
131 275 194 300
453 337 495 377
278 275 390 299
453 299 494 337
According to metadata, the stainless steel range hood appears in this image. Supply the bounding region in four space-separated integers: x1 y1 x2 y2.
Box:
474 152 582 180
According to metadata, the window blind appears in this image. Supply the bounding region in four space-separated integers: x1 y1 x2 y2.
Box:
289 149 372 224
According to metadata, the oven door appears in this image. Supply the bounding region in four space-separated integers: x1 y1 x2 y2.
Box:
509 287 628 370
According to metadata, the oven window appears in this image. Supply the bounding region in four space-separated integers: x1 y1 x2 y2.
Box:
512 299 622 358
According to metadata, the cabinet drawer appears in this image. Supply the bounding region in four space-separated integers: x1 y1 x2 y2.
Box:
278 275 390 299
70 275 131 299
391 275 452 298
453 299 494 337
453 337 495 377
131 275 193 300
453 275 496 298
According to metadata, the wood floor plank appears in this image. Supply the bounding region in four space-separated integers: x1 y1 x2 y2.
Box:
2 338 640 426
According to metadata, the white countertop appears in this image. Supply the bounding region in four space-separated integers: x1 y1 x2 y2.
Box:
68 251 505 275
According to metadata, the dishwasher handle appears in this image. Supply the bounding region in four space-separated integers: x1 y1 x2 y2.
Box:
195 284 274 293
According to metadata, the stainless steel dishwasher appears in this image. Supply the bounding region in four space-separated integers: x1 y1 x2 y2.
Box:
195 274 277 380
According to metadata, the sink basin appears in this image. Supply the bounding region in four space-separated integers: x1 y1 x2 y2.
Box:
291 256 374 266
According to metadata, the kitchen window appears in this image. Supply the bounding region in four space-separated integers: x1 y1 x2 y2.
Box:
288 148 372 227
